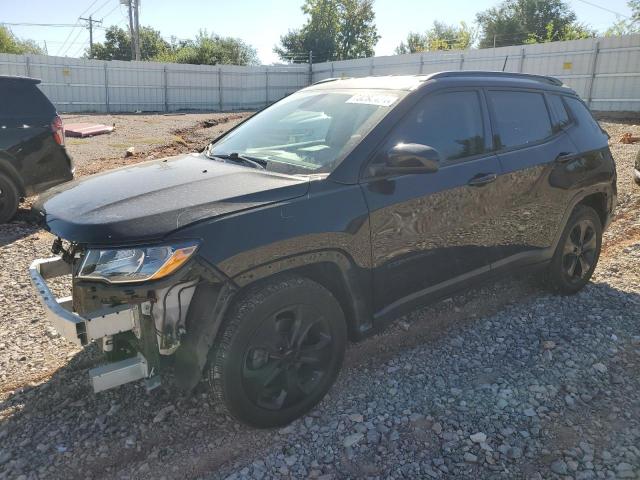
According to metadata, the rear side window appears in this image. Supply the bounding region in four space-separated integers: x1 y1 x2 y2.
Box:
488 91 552 149
381 90 485 162
564 97 602 136
547 94 571 132
0 81 54 117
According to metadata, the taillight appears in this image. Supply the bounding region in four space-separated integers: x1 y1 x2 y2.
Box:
52 114 65 146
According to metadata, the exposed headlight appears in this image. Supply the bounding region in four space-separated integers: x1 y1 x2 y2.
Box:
77 241 199 284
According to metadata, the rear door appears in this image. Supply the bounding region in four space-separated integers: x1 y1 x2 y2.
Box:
361 89 504 312
485 88 578 267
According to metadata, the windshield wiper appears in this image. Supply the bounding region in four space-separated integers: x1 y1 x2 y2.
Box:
206 150 267 170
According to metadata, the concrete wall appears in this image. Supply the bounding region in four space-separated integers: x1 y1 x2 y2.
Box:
312 34 640 112
0 54 309 113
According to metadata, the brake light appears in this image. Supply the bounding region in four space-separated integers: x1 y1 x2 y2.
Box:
51 115 65 146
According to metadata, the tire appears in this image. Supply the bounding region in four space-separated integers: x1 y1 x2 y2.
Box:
544 205 602 294
0 173 19 224
207 275 347 428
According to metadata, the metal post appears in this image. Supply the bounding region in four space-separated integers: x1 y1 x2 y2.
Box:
25 56 31 77
163 66 168 113
459 53 464 71
218 67 223 112
518 47 525 73
331 62 334 77
308 51 313 85
265 67 269 106
586 40 600 108
419 53 425 74
369 57 374 76
104 63 110 113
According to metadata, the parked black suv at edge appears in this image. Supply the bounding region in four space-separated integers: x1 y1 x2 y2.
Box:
30 72 616 428
0 75 73 223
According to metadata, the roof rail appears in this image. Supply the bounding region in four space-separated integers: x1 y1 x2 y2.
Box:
311 77 342 85
0 75 41 84
427 71 563 87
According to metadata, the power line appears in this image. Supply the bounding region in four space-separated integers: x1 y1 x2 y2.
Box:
573 0 630 18
78 0 102 18
56 22 82 55
61 24 87 57
0 22 81 27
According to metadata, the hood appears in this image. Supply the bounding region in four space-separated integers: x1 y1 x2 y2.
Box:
35 153 309 244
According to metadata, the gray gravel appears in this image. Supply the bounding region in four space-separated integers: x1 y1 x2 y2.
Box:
0 118 639 479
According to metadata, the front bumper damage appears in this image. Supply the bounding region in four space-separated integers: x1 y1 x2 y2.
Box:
29 257 166 392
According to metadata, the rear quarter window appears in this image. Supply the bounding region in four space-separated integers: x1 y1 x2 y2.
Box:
564 97 603 137
0 81 55 118
488 90 553 149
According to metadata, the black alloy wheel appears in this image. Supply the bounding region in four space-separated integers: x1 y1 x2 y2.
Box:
241 304 334 411
562 218 598 284
545 205 602 294
207 275 347 428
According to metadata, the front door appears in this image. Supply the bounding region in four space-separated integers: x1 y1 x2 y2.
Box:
361 89 504 312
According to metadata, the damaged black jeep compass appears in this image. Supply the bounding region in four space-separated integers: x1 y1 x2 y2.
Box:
30 72 616 428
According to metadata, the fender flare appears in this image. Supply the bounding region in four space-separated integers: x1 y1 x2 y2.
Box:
549 185 613 254
174 250 371 391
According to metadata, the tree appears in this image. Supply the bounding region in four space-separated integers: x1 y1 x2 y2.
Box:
157 30 259 66
476 0 593 48
605 0 640 36
0 26 44 55
89 25 170 61
395 21 475 54
274 0 379 63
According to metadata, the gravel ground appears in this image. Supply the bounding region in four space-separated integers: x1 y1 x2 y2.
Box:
0 118 639 480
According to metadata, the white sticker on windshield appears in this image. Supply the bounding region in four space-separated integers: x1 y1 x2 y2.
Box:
346 93 398 107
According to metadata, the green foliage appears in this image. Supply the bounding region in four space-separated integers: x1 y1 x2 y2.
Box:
476 0 594 48
89 26 170 60
274 0 379 63
89 26 258 65
157 30 259 66
395 21 476 54
0 26 44 55
605 0 640 36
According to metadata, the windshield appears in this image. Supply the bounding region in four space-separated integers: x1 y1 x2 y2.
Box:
209 89 404 175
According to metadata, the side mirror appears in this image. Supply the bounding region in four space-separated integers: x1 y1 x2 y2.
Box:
374 143 441 176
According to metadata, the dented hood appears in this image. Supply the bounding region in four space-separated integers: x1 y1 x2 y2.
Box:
34 153 309 244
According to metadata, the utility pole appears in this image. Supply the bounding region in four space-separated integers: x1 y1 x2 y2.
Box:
79 15 102 58
133 0 141 61
122 0 136 60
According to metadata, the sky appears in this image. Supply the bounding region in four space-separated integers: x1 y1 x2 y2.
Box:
1 0 635 64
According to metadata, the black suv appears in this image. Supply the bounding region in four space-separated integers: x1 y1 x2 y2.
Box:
30 72 616 428
0 76 73 222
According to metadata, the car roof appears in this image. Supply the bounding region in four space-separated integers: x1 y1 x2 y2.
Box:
307 71 572 93
0 75 41 84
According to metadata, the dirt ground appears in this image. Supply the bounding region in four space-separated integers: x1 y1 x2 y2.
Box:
62 112 252 177
0 114 639 479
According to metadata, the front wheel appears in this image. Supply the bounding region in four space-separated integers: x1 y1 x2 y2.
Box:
207 275 347 428
544 205 602 294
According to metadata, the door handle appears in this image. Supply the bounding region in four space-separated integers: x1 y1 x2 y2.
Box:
467 173 497 187
555 152 576 164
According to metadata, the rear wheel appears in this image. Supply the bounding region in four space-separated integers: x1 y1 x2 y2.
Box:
207 275 347 428
0 173 19 224
544 205 602 294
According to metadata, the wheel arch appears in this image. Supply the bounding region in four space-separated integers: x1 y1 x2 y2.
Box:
231 250 373 341
174 251 373 392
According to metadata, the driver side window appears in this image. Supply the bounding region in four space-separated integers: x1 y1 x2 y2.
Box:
375 90 486 168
